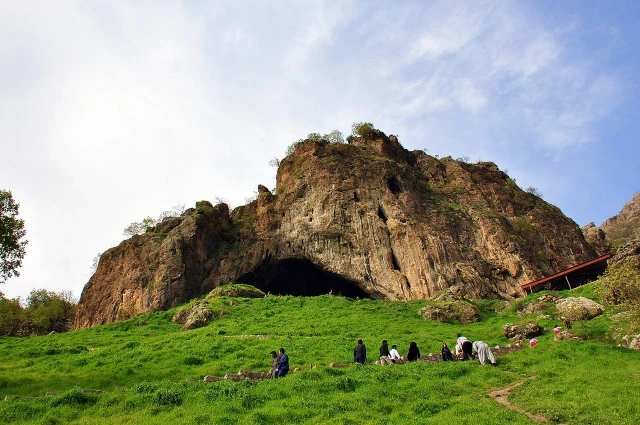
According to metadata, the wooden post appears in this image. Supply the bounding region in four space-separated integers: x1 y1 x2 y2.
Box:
565 275 572 290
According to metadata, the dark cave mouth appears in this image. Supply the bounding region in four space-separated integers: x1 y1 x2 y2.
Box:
236 258 370 298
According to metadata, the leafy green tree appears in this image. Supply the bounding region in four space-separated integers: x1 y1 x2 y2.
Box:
123 205 185 237
0 291 26 336
351 122 375 137
26 289 77 333
0 189 28 283
285 129 346 157
526 187 544 198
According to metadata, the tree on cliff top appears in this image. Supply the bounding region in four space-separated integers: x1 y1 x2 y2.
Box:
0 189 28 284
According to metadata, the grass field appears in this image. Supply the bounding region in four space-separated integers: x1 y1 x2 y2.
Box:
1 287 639 424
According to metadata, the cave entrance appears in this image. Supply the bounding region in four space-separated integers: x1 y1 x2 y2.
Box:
237 258 370 298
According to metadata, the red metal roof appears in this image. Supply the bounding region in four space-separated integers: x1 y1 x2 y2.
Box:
520 253 611 292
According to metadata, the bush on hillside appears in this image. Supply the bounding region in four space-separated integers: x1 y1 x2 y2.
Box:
595 258 640 308
351 122 376 138
285 130 345 156
207 284 265 299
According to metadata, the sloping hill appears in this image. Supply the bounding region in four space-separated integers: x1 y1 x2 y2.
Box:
2 286 640 424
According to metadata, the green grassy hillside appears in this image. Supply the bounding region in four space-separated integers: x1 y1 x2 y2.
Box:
1 287 639 424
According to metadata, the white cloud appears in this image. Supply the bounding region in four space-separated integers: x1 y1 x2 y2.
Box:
0 0 632 301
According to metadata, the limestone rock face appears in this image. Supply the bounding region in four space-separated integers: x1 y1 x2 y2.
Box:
75 130 597 328
581 222 610 255
601 192 640 242
582 192 640 254
74 202 232 328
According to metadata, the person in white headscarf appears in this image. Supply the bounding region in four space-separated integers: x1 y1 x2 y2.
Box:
472 340 496 366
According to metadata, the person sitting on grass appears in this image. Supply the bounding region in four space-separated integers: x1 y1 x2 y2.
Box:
354 338 367 364
471 340 496 366
407 341 421 362
277 348 289 377
379 339 392 365
389 344 403 363
441 342 454 361
270 350 279 378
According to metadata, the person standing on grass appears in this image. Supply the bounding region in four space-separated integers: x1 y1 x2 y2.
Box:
277 348 289 377
456 335 474 361
379 339 392 364
472 340 496 366
270 350 279 378
407 341 421 362
354 338 367 364
441 342 454 361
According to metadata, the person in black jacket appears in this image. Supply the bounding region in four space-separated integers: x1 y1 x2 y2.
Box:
354 339 367 364
441 342 453 361
379 339 392 364
407 341 421 362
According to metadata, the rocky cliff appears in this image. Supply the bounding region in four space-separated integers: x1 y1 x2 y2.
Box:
75 130 597 328
582 192 640 254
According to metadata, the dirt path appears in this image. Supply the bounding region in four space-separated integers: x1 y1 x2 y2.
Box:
487 379 550 423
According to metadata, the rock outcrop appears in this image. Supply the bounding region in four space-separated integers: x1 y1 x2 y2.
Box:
555 297 604 321
417 301 479 324
583 192 640 254
601 192 640 242
75 130 597 328
502 322 543 341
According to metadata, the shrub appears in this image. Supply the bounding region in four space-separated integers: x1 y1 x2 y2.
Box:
285 130 345 157
511 216 537 243
595 258 640 308
50 388 97 407
184 356 204 365
135 381 157 393
155 387 183 406
351 122 375 138
526 186 544 198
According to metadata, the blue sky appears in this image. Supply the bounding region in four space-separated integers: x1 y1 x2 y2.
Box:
1 0 639 301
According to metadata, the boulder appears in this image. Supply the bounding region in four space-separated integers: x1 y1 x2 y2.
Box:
502 322 542 341
418 301 479 324
172 300 219 330
620 334 640 350
537 294 561 303
610 239 640 264
238 370 269 379
555 297 604 320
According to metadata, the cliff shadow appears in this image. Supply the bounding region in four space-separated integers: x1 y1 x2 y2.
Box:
237 258 370 298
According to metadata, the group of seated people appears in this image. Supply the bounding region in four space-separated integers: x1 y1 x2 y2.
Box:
355 334 497 366
353 339 423 365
